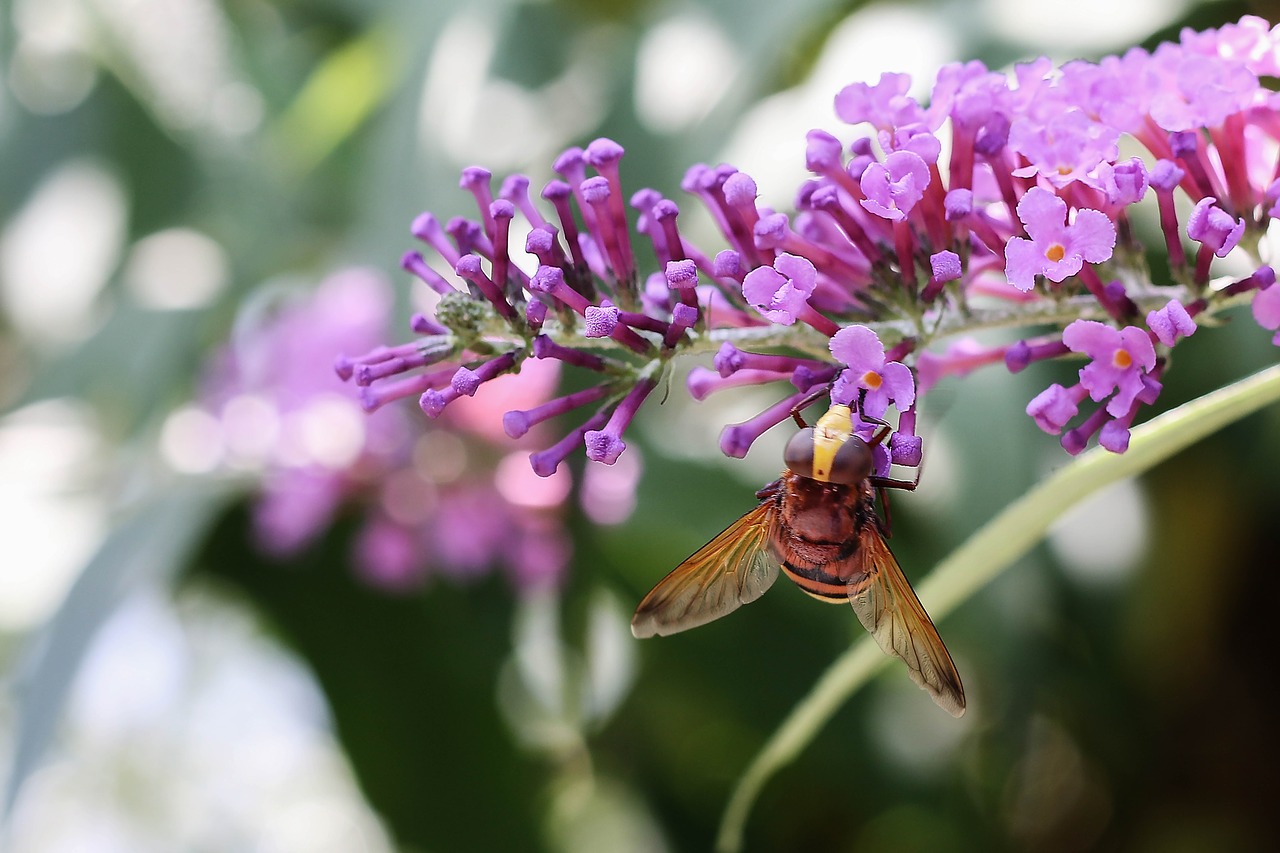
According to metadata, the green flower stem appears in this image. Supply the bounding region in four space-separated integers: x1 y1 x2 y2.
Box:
716 362 1280 853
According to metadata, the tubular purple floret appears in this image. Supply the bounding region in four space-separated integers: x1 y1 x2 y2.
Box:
355 349 438 385
584 138 636 283
411 212 463 268
1061 404 1111 456
664 303 699 348
581 176 632 287
410 313 449 336
584 303 619 337
526 298 548 329
401 252 458 296
713 250 743 282
529 409 610 478
808 185 884 264
446 217 492 259
525 226 568 270
1222 264 1276 296
460 166 496 234
1150 160 1188 268
455 254 517 321
1168 131 1221 201
720 390 810 458
654 200 690 267
890 432 923 467
499 174 553 232
460 350 518 396
713 342 822 378
584 377 657 464
666 257 699 312
790 363 838 392
687 367 790 401
530 266 651 354
1005 338 1071 373
532 334 610 372
358 361 458 409
358 367 453 412
489 200 516 300
541 180 589 274
504 384 612 439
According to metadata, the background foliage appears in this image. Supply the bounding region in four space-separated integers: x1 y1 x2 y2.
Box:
3 0 1280 851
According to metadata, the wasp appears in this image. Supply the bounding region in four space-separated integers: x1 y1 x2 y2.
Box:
631 401 965 717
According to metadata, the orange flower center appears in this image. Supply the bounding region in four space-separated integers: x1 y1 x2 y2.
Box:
1045 243 1066 263
1112 348 1132 369
861 370 883 389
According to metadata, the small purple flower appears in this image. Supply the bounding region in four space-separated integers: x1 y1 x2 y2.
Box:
1026 383 1085 434
1061 320 1157 416
859 150 931 221
1187 197 1245 257
930 250 962 282
1004 187 1117 292
1009 108 1120 187
828 325 915 419
742 252 817 325
1252 282 1280 345
1146 299 1197 346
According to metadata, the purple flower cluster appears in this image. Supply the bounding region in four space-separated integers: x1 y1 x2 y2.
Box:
199 269 574 595
346 16 1280 477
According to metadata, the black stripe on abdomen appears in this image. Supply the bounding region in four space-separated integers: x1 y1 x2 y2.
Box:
781 562 847 602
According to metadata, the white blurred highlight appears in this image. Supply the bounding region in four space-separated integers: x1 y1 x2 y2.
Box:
123 228 229 310
1048 477 1148 585
0 399 107 631
635 12 737 134
0 161 127 344
981 0 1191 52
286 395 366 470
419 12 608 169
9 0 97 114
90 0 264 137
160 406 225 474
8 588 395 853
720 6 959 209
220 394 281 469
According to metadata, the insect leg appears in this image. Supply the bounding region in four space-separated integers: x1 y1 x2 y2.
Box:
788 385 830 428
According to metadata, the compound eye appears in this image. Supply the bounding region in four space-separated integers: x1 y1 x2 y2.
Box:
827 436 872 485
783 428 816 478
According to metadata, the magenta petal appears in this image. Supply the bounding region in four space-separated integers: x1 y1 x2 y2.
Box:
1016 187 1067 241
1062 319 1117 358
1004 237 1042 292
1252 284 1280 330
1079 361 1121 402
879 361 916 411
1027 384 1079 434
862 386 892 420
829 324 885 370
1118 326 1157 371
774 252 817 291
830 368 858 406
1070 208 1118 263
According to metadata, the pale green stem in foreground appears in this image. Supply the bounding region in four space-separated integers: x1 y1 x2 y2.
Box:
716 363 1280 853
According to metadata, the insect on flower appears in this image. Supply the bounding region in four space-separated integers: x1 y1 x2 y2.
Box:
631 400 965 717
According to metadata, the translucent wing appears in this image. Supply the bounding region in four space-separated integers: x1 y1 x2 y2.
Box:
631 501 781 639
846 530 966 717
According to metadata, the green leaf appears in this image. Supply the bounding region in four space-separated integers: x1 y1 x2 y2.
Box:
716 362 1280 853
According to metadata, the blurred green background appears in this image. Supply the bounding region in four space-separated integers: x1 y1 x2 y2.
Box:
3 0 1280 851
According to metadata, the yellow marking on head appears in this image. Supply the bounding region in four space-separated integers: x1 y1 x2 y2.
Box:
810 404 853 482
